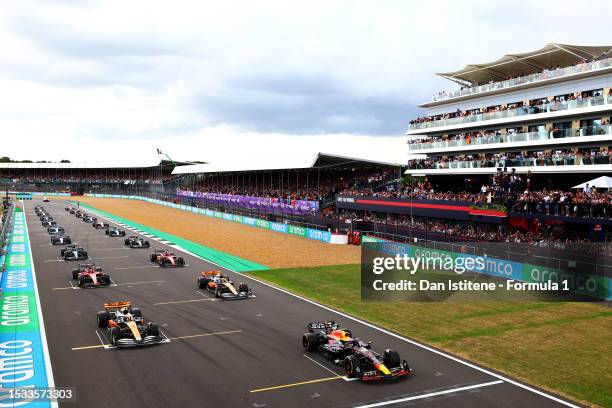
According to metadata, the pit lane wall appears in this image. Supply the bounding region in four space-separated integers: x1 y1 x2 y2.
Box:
0 206 54 407
83 194 338 244
361 235 612 301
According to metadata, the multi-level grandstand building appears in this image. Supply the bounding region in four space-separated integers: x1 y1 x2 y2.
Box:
405 44 612 189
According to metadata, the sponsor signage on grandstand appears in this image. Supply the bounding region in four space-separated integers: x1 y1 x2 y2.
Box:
0 207 54 406
336 195 506 222
176 189 319 215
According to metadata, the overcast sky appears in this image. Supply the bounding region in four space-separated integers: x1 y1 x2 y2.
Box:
1 0 610 166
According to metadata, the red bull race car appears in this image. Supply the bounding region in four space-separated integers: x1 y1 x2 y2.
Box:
302 321 411 381
96 302 163 347
150 249 185 267
197 271 252 299
72 263 111 288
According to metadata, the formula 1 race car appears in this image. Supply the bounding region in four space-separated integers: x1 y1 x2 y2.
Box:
51 234 72 245
124 236 150 248
75 211 83 218
92 220 110 229
97 302 163 347
69 208 76 214
150 250 185 267
83 216 96 223
42 197 50 202
72 263 111 288
302 321 411 381
42 220 57 227
47 226 65 234
197 271 251 299
105 227 126 237
65 206 71 211
61 245 88 261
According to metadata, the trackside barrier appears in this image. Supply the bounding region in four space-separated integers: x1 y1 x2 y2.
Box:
362 235 612 301
84 194 336 244
0 206 54 406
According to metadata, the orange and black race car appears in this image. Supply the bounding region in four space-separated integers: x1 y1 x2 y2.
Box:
197 271 252 299
303 321 411 381
96 301 163 347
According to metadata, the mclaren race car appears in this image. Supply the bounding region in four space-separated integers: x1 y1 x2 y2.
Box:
72 263 111 288
302 321 411 381
97 302 163 347
150 249 185 267
47 226 65 234
61 245 88 261
105 227 126 237
51 234 72 245
197 271 252 299
124 236 150 248
83 216 96 223
92 220 109 229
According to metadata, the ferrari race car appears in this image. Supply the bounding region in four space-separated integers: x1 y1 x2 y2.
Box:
105 227 126 237
97 302 163 347
83 216 96 223
124 236 150 248
61 245 88 261
92 220 110 229
302 321 411 381
197 271 251 299
72 263 111 287
150 250 185 267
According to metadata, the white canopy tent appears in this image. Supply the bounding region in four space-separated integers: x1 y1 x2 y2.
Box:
572 176 612 190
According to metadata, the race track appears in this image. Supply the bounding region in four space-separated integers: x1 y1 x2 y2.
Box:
25 199 581 408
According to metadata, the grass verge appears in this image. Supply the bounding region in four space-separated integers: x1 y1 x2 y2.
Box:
250 264 612 408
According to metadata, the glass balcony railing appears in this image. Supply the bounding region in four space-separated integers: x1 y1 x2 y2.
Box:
408 125 612 151
409 94 612 131
428 155 612 170
432 57 612 102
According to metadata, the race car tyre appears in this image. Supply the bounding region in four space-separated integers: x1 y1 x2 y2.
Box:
177 257 185 266
82 251 88 258
383 349 401 368
148 323 160 337
144 241 150 248
344 355 361 378
214 286 220 298
303 333 320 352
72 269 79 280
65 238 72 244
124 239 130 245
105 229 109 235
197 277 207 289
131 308 142 318
150 254 157 262
97 311 109 328
238 283 249 293
101 275 111 285
110 326 121 345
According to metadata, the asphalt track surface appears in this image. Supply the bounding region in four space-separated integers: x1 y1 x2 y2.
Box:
25 199 582 408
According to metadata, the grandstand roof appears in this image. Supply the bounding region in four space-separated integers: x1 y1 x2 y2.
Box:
0 159 191 169
172 152 406 174
438 43 612 85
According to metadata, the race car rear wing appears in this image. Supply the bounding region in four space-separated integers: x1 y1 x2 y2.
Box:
104 301 132 310
201 270 221 277
307 321 339 333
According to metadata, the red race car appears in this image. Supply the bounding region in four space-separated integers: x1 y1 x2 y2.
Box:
149 250 185 267
72 263 111 288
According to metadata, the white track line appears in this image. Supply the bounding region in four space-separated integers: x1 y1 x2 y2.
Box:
63 200 579 407
303 354 343 378
354 380 504 408
23 202 58 408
